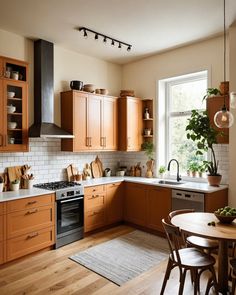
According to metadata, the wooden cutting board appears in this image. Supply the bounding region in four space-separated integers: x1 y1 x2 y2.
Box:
8 166 22 183
96 156 103 177
66 165 73 181
91 161 100 178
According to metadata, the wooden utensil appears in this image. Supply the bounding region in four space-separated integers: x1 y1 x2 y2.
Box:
66 165 73 181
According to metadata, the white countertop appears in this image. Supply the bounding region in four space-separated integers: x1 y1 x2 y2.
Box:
0 177 228 203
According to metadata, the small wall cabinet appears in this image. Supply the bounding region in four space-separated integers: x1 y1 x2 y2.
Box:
0 56 28 152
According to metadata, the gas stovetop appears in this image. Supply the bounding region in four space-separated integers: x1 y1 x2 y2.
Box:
34 181 81 191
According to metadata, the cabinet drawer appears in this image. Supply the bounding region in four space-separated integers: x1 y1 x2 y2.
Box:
7 205 55 239
106 182 122 190
0 215 4 241
0 241 4 265
7 194 55 213
85 185 105 195
84 206 106 232
0 202 6 215
6 226 55 262
85 193 105 211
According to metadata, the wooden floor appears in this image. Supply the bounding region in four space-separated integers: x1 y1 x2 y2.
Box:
0 225 217 295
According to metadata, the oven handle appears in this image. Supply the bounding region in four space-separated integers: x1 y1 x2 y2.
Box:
59 196 84 203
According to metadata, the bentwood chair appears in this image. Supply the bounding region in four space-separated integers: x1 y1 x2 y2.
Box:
230 258 236 294
161 219 218 295
169 209 219 253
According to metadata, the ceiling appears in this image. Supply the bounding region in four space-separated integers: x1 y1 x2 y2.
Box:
0 0 236 64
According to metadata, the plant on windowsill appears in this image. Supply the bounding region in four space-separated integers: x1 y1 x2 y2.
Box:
10 179 20 191
158 165 166 178
141 142 154 178
186 109 223 186
188 161 199 178
198 163 207 178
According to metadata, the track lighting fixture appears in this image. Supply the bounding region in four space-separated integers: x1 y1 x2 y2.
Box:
78 27 132 51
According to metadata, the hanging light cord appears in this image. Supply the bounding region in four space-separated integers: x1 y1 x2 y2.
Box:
223 0 226 108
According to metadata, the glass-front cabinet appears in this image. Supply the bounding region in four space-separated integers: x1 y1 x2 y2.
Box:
0 56 28 152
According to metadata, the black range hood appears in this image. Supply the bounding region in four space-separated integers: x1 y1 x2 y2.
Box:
29 39 74 138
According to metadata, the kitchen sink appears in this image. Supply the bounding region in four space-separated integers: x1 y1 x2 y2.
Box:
154 180 185 185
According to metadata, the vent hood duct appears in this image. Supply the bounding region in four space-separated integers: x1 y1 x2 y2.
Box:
29 39 74 138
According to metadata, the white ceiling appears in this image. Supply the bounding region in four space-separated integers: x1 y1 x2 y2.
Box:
0 0 236 64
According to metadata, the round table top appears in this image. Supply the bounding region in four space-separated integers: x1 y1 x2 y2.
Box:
171 212 236 241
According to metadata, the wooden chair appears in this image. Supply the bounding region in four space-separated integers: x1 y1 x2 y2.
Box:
161 219 218 295
230 258 236 294
169 209 219 253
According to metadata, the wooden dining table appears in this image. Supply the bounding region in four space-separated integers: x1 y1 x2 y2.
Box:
171 212 236 295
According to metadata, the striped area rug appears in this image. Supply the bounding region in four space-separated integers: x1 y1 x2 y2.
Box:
70 230 168 286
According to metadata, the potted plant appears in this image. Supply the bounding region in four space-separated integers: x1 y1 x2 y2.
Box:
158 165 166 178
198 163 207 178
141 142 154 178
188 161 199 177
203 87 221 101
186 109 222 186
10 179 20 191
0 176 4 192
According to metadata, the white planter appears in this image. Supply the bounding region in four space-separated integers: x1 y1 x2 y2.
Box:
0 183 3 192
11 183 20 191
26 179 34 189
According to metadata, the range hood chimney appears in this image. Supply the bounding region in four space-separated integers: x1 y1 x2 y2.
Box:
29 39 74 138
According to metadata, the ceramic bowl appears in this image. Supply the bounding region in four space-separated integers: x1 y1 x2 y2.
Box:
7 105 16 114
7 92 15 98
214 212 236 224
100 89 109 95
8 122 17 129
83 84 95 93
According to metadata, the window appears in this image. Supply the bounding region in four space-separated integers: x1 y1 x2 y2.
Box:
158 71 207 176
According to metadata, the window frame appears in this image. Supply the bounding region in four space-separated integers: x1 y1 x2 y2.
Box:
157 70 208 179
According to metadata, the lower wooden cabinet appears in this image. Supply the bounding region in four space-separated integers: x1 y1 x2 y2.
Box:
0 241 4 264
84 182 124 232
6 226 55 262
106 182 123 224
146 186 171 232
124 183 147 226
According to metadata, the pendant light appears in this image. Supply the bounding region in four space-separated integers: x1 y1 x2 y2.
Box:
214 0 234 128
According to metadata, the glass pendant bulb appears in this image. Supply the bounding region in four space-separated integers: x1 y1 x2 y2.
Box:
214 107 234 128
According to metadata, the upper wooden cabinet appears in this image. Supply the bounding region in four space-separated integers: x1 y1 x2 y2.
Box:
207 95 229 144
0 56 28 152
61 90 118 152
118 97 143 151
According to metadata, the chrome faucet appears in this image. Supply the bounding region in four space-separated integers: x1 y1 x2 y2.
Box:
167 159 182 182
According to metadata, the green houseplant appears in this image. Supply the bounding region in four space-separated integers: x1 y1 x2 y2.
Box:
158 165 166 178
141 142 154 160
186 109 222 186
202 87 221 101
188 161 199 177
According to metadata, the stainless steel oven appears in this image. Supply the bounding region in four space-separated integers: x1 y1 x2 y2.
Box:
56 186 84 248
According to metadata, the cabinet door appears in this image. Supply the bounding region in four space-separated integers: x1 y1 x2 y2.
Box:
146 186 171 232
102 97 118 150
127 98 142 151
74 92 88 150
207 96 229 143
87 95 102 149
0 80 28 151
106 182 123 224
124 183 147 226
0 80 5 147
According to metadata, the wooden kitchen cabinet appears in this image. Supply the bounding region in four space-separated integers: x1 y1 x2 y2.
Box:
0 202 6 265
118 97 143 151
61 90 118 152
146 186 171 232
207 95 229 143
0 56 28 152
84 185 106 232
106 182 124 224
124 183 147 226
5 193 55 262
205 189 228 212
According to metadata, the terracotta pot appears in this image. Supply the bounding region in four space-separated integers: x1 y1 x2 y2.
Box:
219 81 229 95
207 175 222 186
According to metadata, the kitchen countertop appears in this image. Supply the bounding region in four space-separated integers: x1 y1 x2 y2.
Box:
0 177 228 203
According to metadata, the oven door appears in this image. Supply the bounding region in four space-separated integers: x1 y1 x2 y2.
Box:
57 196 84 235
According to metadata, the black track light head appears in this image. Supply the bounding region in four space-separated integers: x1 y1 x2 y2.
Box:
95 33 98 40
103 36 107 43
127 45 131 52
118 42 122 49
83 29 88 38
111 39 115 46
